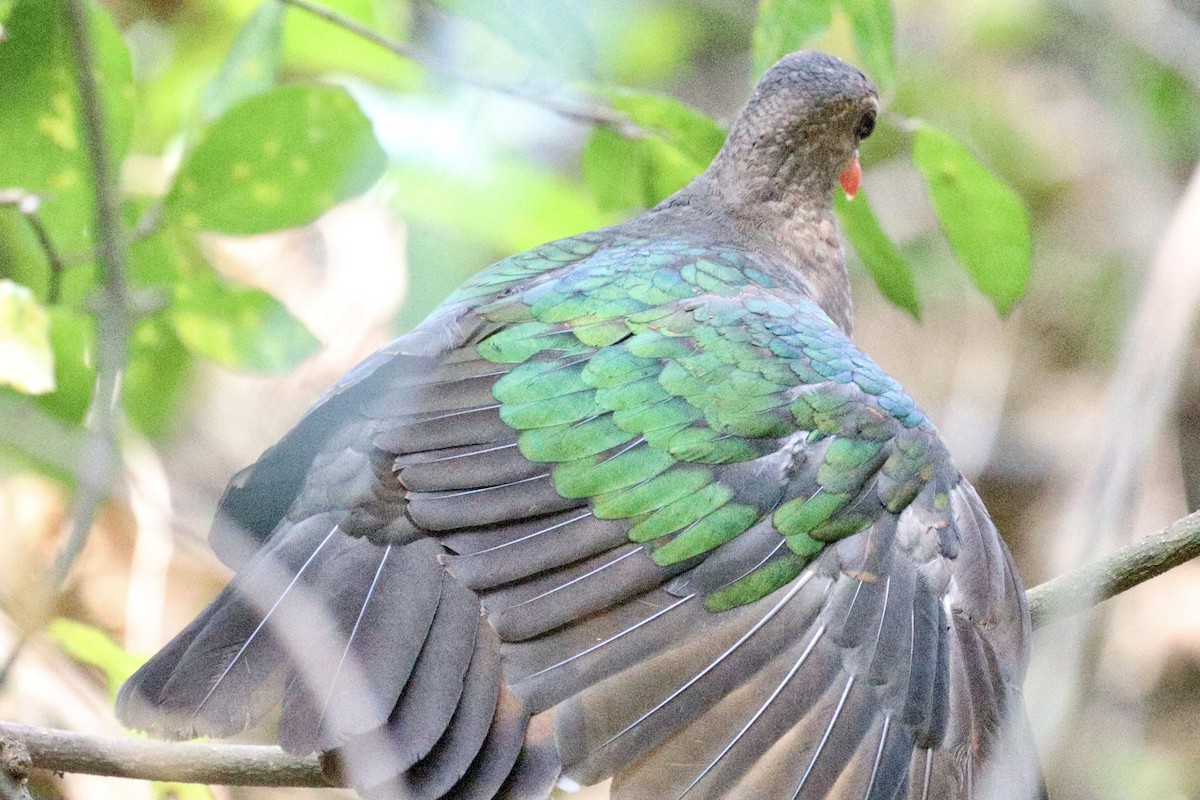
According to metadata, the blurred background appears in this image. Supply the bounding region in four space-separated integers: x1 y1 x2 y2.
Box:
1 0 1199 798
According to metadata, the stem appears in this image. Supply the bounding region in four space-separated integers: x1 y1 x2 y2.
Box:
52 0 133 587
3 509 1199 788
274 0 643 137
0 191 68 304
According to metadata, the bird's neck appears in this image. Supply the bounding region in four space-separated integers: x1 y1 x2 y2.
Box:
658 163 854 334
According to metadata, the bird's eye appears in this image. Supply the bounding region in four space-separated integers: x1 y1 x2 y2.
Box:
854 110 876 140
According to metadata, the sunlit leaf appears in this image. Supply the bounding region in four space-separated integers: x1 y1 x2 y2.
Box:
167 85 387 235
836 190 919 318
752 0 834 78
582 89 725 211
607 89 727 166
199 1 285 123
169 271 319 373
911 123 1031 314
47 618 143 697
582 128 653 210
0 0 133 252
840 0 895 91
0 279 55 394
281 0 418 88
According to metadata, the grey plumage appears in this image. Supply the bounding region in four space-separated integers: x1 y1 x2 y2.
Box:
118 51 1044 800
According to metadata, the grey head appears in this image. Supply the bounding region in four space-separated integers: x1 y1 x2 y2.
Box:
705 50 879 209
665 51 880 331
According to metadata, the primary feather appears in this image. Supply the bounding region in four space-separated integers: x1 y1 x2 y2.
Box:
118 51 1044 799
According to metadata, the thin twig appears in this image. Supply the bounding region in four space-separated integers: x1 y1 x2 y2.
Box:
0 191 69 304
0 724 326 788
2 509 1199 788
275 0 644 137
50 0 133 588
130 198 166 245
1028 510 1200 629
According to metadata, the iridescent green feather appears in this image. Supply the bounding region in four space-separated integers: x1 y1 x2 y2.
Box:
458 235 945 612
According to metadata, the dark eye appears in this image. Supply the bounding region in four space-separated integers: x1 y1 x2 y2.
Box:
854 110 876 140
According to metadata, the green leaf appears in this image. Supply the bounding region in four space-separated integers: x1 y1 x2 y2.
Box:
388 158 616 253
840 0 895 91
153 783 215 800
36 307 92 425
168 271 319 373
199 1 285 123
167 85 387 235
911 124 1031 314
0 0 134 252
125 317 191 439
47 618 143 697
582 89 725 210
835 189 919 318
752 0 834 78
0 279 55 394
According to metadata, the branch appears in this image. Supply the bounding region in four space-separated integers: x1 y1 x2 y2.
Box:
1028 510 1200 629
0 190 69 304
3 510 1199 788
274 0 644 137
0 724 326 788
51 0 133 588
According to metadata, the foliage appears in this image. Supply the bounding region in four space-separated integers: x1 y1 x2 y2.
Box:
2 0 1198 796
0 0 1038 461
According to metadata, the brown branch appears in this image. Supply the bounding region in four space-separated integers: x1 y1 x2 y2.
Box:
274 0 644 137
0 190 69 304
3 510 1200 788
52 0 133 587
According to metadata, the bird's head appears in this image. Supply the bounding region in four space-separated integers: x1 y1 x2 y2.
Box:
704 51 879 209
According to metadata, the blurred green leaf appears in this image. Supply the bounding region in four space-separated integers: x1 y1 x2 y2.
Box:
154 783 215 800
911 123 1031 315
47 618 143 697
582 128 651 210
199 1 285 123
840 0 895 91
37 307 93 426
0 279 55 394
125 317 191 439
0 0 133 252
387 158 617 254
582 89 725 210
281 0 418 88
836 190 919 318
752 0 833 77
169 271 319 372
0 393 85 482
167 85 387 235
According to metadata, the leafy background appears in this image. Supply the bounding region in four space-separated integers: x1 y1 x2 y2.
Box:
1 0 1199 798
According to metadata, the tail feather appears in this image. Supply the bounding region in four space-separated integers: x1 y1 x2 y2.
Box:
441 684 529 800
390 625 503 799
120 514 341 738
278 537 445 753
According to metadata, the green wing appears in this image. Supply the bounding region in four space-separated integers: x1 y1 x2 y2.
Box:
154 232 1036 800
469 238 950 612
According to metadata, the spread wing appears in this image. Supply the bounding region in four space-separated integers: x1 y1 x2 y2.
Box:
118 233 1043 800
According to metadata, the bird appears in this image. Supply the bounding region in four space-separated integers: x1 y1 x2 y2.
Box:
117 51 1045 800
